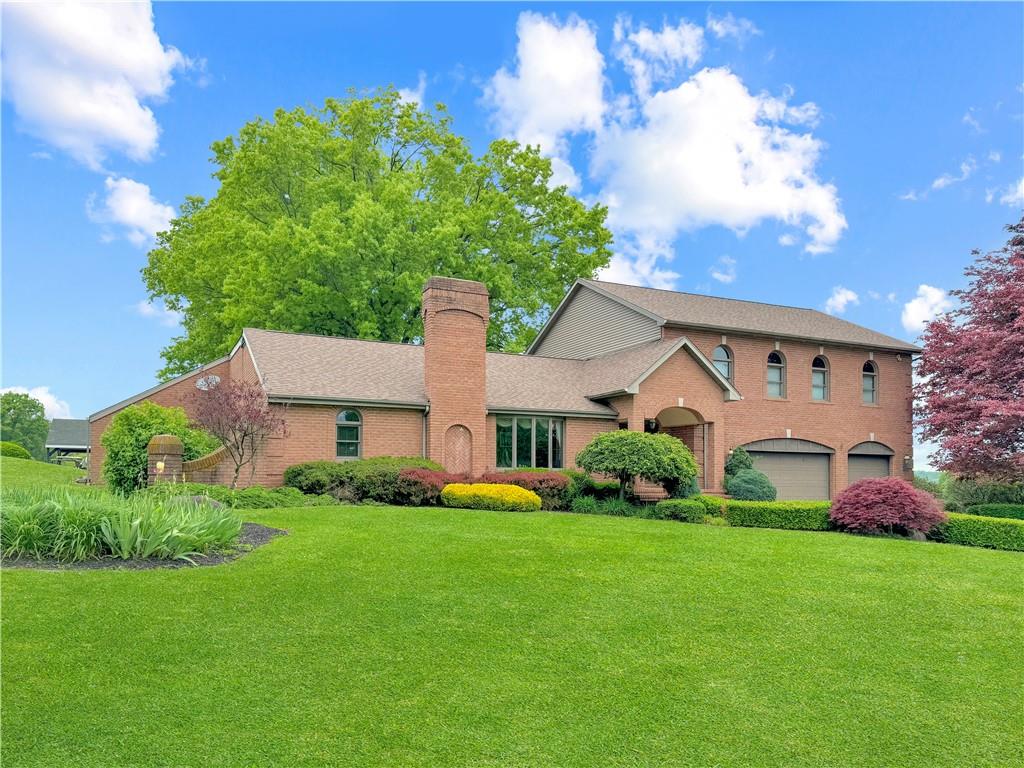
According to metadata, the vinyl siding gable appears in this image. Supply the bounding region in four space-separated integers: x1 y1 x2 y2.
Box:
533 286 662 359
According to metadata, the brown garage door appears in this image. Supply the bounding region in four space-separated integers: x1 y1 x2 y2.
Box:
848 455 890 484
748 451 830 500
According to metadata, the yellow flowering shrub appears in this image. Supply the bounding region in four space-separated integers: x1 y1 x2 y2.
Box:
440 483 542 512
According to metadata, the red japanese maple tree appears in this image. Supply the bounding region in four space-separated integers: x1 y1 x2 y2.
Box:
915 218 1024 480
192 380 286 488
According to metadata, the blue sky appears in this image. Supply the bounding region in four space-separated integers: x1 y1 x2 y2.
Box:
2 3 1022 468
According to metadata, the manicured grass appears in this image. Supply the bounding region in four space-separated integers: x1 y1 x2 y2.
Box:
3 504 1022 767
0 456 85 489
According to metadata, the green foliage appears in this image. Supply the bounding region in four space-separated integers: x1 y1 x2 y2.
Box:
142 482 335 509
938 476 1024 512
283 457 442 502
0 456 84 489
725 468 777 501
0 487 242 562
576 431 699 499
694 495 726 517
1 441 32 459
724 447 754 477
440 483 542 512
100 402 219 496
569 496 646 518
143 89 613 377
963 503 1024 521
724 500 832 531
930 512 1024 551
655 499 708 523
912 474 942 498
0 392 48 460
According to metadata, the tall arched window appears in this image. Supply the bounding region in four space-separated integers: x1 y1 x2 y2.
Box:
811 355 830 401
767 351 786 398
336 409 362 458
712 345 733 381
862 361 878 404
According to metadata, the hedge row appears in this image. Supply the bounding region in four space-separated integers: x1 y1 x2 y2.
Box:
964 503 1024 521
725 500 832 530
930 513 1024 551
441 483 542 512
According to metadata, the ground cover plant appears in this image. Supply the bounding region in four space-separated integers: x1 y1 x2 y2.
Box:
2 499 1021 767
141 482 336 509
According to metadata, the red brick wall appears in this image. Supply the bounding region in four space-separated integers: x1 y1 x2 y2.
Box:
659 327 914 495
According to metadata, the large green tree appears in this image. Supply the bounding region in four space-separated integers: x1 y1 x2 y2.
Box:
144 89 613 378
0 392 48 460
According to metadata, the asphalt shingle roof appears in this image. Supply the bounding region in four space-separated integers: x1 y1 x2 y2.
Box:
46 419 90 449
582 279 921 353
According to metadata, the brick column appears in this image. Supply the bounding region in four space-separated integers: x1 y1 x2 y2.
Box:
147 434 183 485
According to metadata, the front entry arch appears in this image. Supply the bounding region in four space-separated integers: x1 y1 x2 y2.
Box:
655 407 710 490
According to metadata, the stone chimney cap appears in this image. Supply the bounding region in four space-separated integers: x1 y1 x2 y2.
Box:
423 276 489 296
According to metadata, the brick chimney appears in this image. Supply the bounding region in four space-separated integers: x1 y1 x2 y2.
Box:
422 277 489 475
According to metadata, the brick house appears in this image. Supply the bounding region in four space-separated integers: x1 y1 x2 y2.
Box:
89 276 919 499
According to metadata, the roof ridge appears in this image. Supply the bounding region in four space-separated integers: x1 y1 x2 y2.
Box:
245 327 424 350
584 278 817 313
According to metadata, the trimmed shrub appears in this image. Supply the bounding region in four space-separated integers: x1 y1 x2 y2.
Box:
830 477 945 535
576 430 698 499
964 503 1024 521
656 499 707 523
695 495 726 517
283 457 442 502
480 471 570 510
1 441 32 459
724 447 754 477
725 469 777 501
441 483 542 512
281 461 342 495
395 468 468 506
931 513 1024 551
725 500 832 530
100 402 220 496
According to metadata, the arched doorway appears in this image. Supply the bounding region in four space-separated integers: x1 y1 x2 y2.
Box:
654 407 709 490
444 424 473 474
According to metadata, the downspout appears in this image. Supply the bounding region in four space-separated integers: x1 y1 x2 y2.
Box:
422 403 430 458
702 422 708 491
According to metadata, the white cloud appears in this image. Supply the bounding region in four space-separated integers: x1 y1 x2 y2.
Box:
706 12 762 46
899 190 920 202
483 12 605 190
2 2 190 170
87 176 175 246
136 299 182 327
887 292 897 303
397 71 427 106
962 108 984 134
613 16 704 100
778 233 797 246
824 286 859 315
867 290 881 300
998 177 1024 207
708 255 737 283
0 386 72 419
988 150 1001 163
593 67 846 259
901 284 953 334
931 156 976 190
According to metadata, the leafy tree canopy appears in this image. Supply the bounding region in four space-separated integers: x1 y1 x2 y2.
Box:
0 392 48 460
144 89 613 378
916 218 1024 480
576 430 699 500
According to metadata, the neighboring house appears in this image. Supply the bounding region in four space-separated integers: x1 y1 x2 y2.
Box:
45 418 90 463
88 276 918 499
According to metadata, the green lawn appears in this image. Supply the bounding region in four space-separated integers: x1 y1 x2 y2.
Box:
0 455 85 489
3 498 1022 767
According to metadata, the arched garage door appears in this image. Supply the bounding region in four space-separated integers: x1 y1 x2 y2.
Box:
848 442 893 483
742 439 833 500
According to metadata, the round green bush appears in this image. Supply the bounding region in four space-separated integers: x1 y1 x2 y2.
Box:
724 447 754 477
725 469 777 501
1 441 32 460
576 430 698 500
100 402 220 496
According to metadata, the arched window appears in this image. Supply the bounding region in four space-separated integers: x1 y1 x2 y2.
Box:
811 355 830 401
862 361 878 404
712 345 733 381
767 351 786 398
336 409 362 458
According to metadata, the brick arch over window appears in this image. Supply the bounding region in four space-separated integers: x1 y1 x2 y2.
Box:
444 424 473 474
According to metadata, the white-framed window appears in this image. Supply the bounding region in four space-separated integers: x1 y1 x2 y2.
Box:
862 361 878 404
336 409 362 458
767 351 786 398
496 415 564 469
712 345 734 381
811 355 830 401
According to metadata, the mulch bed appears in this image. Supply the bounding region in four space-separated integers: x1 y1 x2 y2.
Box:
2 522 287 572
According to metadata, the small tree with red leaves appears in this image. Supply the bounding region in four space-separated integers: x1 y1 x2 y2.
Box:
191 380 286 488
830 477 946 535
915 218 1024 480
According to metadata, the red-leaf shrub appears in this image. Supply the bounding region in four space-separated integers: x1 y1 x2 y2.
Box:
830 477 946 535
479 471 571 510
396 468 469 506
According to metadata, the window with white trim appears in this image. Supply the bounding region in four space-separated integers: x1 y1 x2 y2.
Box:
336 410 362 458
862 361 878 404
811 356 830 401
496 415 564 469
767 351 786 398
712 345 733 381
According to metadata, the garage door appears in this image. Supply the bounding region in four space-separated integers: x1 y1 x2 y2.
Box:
748 452 830 500
848 455 890 484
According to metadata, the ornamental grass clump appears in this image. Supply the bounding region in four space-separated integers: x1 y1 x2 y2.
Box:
830 477 946 535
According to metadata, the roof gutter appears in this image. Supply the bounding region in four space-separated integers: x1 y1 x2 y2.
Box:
268 395 429 411
88 355 232 422
487 406 619 419
660 321 921 355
